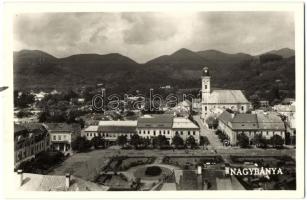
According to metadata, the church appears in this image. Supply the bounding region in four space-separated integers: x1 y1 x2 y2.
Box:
201 67 250 122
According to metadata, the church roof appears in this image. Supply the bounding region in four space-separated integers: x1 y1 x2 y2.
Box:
204 90 249 104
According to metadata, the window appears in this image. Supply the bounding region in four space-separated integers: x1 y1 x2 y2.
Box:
188 131 190 135
205 85 207 89
205 106 207 111
193 131 195 135
241 106 244 111
58 135 61 140
53 135 56 140
64 135 67 140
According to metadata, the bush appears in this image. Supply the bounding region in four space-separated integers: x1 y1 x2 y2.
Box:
145 166 162 176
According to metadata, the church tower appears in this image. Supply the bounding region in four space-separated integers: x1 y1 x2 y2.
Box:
201 67 211 121
202 67 210 94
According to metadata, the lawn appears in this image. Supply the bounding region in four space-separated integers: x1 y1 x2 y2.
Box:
103 156 156 171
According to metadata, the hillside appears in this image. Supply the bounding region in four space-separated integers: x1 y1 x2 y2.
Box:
13 48 295 100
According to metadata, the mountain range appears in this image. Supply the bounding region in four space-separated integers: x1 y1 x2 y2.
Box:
13 48 295 100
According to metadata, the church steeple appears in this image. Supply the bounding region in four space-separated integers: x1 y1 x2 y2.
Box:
202 67 210 94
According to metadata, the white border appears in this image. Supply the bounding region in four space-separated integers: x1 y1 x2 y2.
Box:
2 1 305 199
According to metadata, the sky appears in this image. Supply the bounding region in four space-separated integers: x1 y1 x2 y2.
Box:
13 12 294 63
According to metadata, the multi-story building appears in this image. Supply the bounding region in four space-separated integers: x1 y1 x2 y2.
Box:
218 110 285 145
82 121 137 145
44 123 81 155
137 115 174 144
201 67 250 123
172 117 200 143
14 123 50 168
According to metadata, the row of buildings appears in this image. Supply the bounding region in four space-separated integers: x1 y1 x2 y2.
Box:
83 115 200 145
14 115 200 168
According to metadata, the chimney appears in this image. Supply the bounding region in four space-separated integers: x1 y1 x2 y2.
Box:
17 169 23 186
65 173 71 189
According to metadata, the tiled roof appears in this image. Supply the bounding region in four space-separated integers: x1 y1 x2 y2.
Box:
218 111 285 131
16 173 109 191
98 126 136 133
160 183 176 191
257 113 285 130
204 90 249 104
137 115 173 129
45 123 80 133
14 123 48 138
231 114 258 130
216 178 233 190
172 117 199 129
98 120 137 127
84 125 99 132
14 124 28 134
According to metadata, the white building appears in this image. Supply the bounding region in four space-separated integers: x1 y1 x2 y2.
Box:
172 117 200 143
45 123 81 155
137 115 200 145
137 115 174 144
201 67 250 122
83 121 137 145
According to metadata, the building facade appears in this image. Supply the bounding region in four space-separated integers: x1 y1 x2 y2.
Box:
82 121 137 145
137 115 174 144
218 111 286 145
45 123 81 155
201 67 250 122
14 123 50 168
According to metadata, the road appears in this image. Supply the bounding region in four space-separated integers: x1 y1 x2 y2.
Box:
193 114 223 149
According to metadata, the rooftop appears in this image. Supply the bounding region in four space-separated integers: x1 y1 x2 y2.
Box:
98 120 137 127
137 115 173 129
172 117 199 129
218 111 284 131
204 90 249 104
15 173 109 191
84 125 99 132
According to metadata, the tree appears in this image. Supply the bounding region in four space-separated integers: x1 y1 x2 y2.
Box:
15 92 35 108
270 135 284 148
117 135 128 147
205 116 218 129
253 134 267 148
172 133 184 148
199 136 210 149
130 134 141 149
185 136 197 149
91 136 105 149
71 136 91 152
38 111 49 122
237 133 249 148
155 135 169 148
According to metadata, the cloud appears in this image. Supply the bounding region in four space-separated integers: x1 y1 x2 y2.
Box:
13 12 294 63
121 13 177 45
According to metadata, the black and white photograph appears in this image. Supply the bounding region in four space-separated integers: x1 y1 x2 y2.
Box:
0 1 304 199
